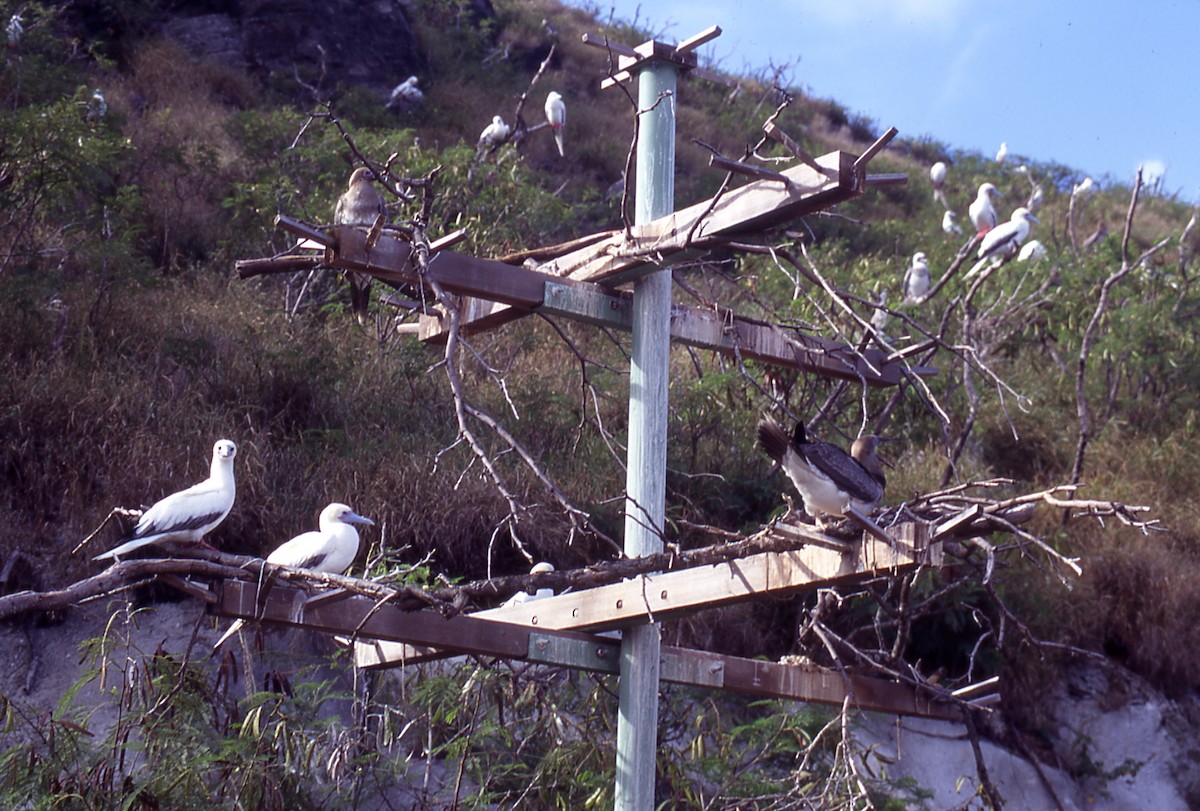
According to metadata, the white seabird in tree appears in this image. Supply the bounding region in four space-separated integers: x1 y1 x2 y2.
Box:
1072 176 1097 199
1026 183 1044 212
903 251 931 303
213 502 374 650
1017 239 1047 262
6 13 22 48
942 210 963 236
94 440 237 562
500 561 557 608
387 76 423 109
478 115 511 151
87 89 107 122
965 207 1039 278
995 142 1008 164
544 91 565 157
930 161 948 205
334 166 387 323
757 418 887 524
869 289 889 334
968 182 1002 236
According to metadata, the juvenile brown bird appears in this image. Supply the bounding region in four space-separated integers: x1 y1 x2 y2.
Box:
334 167 387 322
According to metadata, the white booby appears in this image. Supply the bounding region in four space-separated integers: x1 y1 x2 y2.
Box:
1026 183 1044 212
544 91 565 157
995 142 1008 164
930 161 947 190
95 440 237 562
1072 176 1097 198
1017 239 1047 262
334 166 387 323
942 210 963 236
869 289 889 333
500 561 556 608
757 418 886 523
965 207 1039 278
387 76 424 109
968 182 1002 236
478 115 511 150
87 89 107 122
213 502 374 650
6 13 22 48
903 251 931 302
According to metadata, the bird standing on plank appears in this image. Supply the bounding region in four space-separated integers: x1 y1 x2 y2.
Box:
213 502 374 650
965 207 1039 278
334 166 387 323
968 182 1002 236
757 418 886 525
94 440 237 562
544 91 566 157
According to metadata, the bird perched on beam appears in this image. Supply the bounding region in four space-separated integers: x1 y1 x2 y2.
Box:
544 91 566 157
965 207 1038 278
94 440 237 562
213 502 374 650
757 418 886 525
334 166 387 323
968 182 1002 236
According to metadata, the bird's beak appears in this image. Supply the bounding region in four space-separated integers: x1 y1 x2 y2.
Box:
344 511 375 526
873 436 898 469
1028 213 1040 223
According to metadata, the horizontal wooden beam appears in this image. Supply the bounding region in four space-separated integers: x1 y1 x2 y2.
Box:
210 575 956 720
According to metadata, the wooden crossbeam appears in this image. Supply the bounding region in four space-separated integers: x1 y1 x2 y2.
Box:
209 568 955 720
352 522 935 668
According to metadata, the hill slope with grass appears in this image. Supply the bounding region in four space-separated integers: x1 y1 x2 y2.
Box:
3 0 1200 806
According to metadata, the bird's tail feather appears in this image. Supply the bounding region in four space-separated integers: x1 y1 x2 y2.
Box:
757 418 790 464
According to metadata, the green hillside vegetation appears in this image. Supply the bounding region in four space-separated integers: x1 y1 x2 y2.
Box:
3 0 1199 805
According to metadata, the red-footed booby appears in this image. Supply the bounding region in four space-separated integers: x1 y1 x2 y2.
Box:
965 207 1039 278
903 251 930 303
995 142 1008 164
930 161 947 190
1017 239 1047 262
757 418 886 525
213 502 374 650
968 182 1002 236
544 91 565 157
387 76 423 109
478 115 511 150
500 561 556 608
6 14 22 48
942 210 963 236
94 440 237 562
334 166 387 323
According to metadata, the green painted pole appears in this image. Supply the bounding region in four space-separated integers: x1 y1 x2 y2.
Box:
615 58 676 810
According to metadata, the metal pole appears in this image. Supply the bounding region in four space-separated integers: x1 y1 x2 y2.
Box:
615 59 676 810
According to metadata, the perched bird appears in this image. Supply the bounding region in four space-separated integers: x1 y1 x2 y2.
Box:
869 289 889 334
478 115 511 151
968 182 1002 236
942 210 963 236
86 89 107 122
387 76 423 109
213 502 375 650
965 207 1039 278
1017 239 1047 262
903 251 931 302
929 161 947 191
544 91 566 157
757 418 886 523
1072 176 1097 199
995 142 1008 164
94 440 237 562
1026 183 1044 212
6 13 22 49
334 166 387 322
500 561 556 608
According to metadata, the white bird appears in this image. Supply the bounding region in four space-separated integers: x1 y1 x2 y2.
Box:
942 210 963 236
478 114 511 150
869 290 889 334
965 207 1039 278
1026 183 1044 212
929 161 947 190
94 440 237 562
1072 176 1097 198
757 418 887 523
968 182 1002 236
903 251 930 302
213 502 374 649
500 561 556 608
6 13 22 48
87 89 107 122
387 76 423 109
544 91 565 157
1017 239 1047 262
995 142 1008 164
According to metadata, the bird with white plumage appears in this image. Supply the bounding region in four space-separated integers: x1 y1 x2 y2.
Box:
478 115 511 151
995 142 1008 164
965 207 1039 278
903 251 931 303
500 561 557 608
387 76 423 109
544 91 565 157
942 210 963 236
6 13 22 48
968 182 1002 236
213 502 374 650
1018 239 1047 262
94 440 237 562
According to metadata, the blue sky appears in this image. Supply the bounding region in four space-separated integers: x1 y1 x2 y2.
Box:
571 1 1199 201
